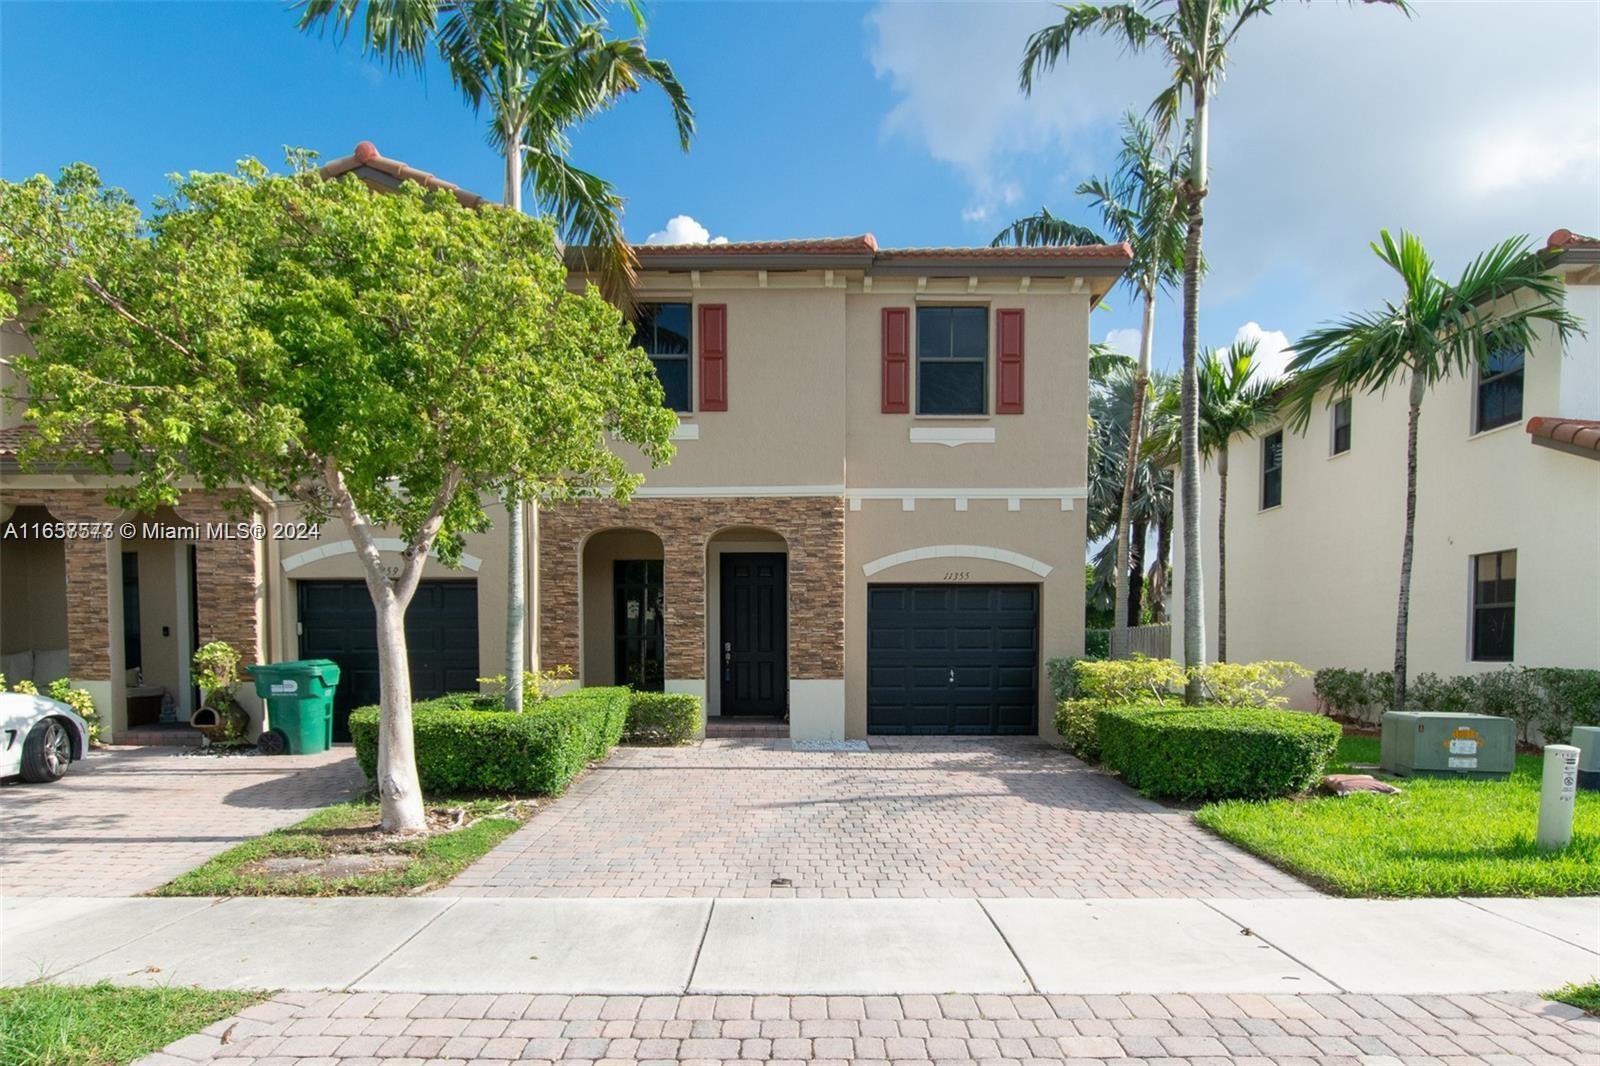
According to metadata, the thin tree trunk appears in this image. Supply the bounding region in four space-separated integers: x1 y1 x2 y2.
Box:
1393 370 1425 711
1111 286 1157 658
502 127 527 712
1151 519 1172 623
1128 516 1148 625
1180 83 1210 703
1217 446 1228 663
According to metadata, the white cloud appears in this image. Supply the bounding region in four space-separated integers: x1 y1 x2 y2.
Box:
1231 322 1294 382
1103 328 1143 357
644 214 729 246
867 1 1600 316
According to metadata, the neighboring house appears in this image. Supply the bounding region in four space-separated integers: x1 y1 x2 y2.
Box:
1169 230 1600 704
0 142 1130 743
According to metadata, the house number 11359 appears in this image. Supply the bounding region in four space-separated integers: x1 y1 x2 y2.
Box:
943 571 971 581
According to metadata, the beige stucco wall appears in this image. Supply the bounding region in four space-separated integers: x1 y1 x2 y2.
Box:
1171 291 1600 710
126 535 183 699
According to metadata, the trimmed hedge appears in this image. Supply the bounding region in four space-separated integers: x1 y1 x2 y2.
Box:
623 691 701 745
1098 704 1341 801
349 686 629 795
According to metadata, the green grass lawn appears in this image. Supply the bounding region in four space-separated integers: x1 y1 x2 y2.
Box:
1549 981 1600 1017
152 799 531 897
0 983 266 1066
1195 736 1600 897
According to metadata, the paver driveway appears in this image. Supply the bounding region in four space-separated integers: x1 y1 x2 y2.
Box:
452 737 1314 899
0 746 362 896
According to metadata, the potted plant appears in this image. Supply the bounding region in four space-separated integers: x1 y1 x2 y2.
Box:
190 641 250 745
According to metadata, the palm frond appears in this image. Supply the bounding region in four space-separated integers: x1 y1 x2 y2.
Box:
1019 3 1161 94
990 207 1106 249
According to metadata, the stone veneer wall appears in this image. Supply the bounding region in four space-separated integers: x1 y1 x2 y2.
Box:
0 489 262 682
538 496 845 680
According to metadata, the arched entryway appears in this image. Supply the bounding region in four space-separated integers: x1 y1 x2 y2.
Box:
579 528 666 689
705 526 788 720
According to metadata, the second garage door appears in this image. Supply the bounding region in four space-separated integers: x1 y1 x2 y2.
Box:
867 583 1039 735
297 580 480 741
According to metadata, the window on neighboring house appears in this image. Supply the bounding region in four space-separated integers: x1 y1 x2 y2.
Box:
1261 430 1284 509
916 305 988 415
121 550 142 672
1476 338 1524 433
1471 549 1516 662
1331 397 1353 455
633 302 692 412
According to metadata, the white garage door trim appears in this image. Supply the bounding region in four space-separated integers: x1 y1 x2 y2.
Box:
282 538 483 573
862 545 1053 578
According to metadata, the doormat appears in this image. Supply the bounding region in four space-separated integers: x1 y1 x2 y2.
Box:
791 739 870 752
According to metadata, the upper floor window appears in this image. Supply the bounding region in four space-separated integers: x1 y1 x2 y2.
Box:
634 302 692 412
1475 339 1523 433
1471 549 1516 662
916 306 987 415
1331 397 1352 455
1261 430 1284 509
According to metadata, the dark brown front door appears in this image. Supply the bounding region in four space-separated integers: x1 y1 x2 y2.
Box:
719 553 787 715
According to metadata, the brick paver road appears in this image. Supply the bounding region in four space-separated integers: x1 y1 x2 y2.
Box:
451 737 1314 899
141 989 1600 1066
0 746 363 895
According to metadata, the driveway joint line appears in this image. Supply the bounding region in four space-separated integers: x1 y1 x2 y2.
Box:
1457 896 1600 957
346 897 461 990
684 898 718 993
1197 898 1349 993
975 898 1038 993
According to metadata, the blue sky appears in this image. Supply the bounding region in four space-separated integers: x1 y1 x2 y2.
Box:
4 1 1597 377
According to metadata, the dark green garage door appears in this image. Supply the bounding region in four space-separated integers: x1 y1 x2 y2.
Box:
297 580 479 741
867 584 1039 735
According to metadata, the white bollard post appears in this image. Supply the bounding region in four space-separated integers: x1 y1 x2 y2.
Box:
1537 744 1580 851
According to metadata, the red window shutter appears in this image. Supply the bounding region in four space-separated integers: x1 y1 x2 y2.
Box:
699 303 728 412
881 307 911 413
996 308 1024 414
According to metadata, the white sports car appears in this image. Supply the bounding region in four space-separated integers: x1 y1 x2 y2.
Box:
1 691 90 783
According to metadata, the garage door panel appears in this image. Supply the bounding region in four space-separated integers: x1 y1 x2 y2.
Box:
867 583 1038 736
297 580 479 742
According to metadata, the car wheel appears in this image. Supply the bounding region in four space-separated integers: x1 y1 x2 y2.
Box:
20 718 73 783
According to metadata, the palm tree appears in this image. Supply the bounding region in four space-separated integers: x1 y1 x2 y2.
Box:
1283 231 1582 709
297 0 693 711
1089 360 1175 628
1149 341 1275 660
1075 115 1188 655
1020 0 1408 699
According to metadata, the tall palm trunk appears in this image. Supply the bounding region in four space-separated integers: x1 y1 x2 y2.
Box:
502 125 527 712
1151 519 1171 623
1393 368 1424 711
1179 83 1209 703
1216 445 1228 662
1111 285 1157 658
1128 516 1148 624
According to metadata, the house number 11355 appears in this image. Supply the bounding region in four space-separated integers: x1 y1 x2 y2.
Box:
943 571 971 581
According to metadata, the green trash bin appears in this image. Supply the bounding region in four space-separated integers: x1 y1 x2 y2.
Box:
250 660 341 755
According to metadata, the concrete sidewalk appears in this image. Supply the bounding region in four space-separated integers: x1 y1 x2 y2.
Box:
4 895 1596 996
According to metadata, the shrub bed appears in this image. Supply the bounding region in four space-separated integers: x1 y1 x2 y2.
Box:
1098 704 1341 801
623 691 701 745
350 686 628 795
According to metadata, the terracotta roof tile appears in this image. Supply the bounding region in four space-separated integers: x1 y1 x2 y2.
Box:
1527 416 1600 460
319 141 489 209
875 242 1134 262
635 235 879 255
1546 228 1600 250
0 423 32 458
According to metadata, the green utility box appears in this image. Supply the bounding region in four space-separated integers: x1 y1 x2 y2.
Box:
250 660 341 755
1572 726 1600 791
1380 711 1514 780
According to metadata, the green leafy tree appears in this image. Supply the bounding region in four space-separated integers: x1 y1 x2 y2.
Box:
1148 341 1275 660
1284 231 1581 710
296 0 693 711
1088 360 1174 626
1020 0 1409 699
0 158 677 830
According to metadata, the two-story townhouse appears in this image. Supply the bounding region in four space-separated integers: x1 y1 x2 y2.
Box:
0 141 1130 744
1168 230 1600 705
542 236 1130 741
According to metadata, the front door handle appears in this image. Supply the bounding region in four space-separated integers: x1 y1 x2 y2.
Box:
949 668 955 684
